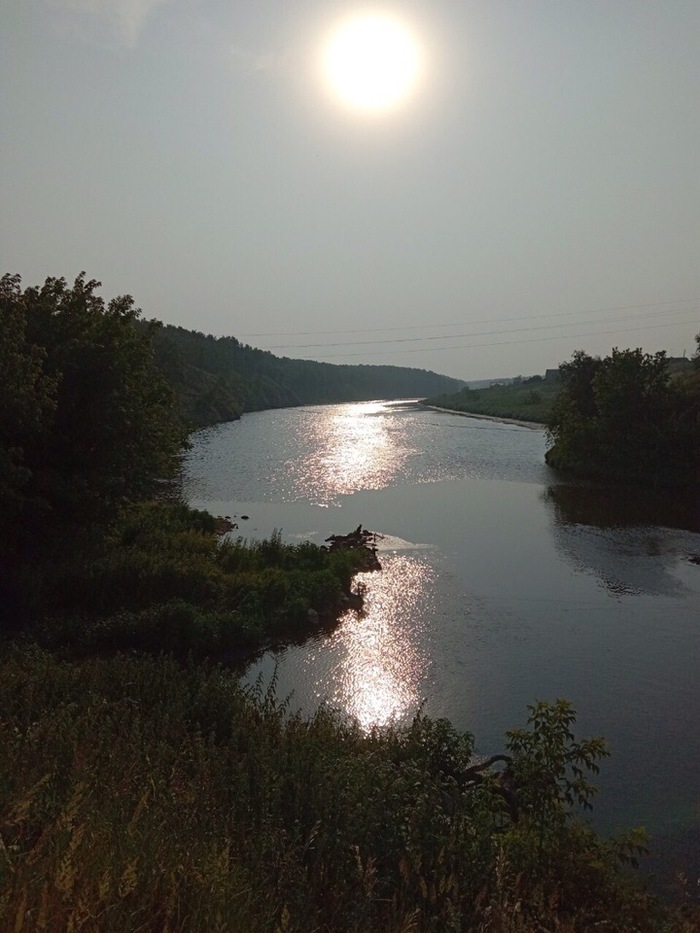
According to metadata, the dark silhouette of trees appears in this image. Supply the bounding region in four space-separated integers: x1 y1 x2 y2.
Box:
1 274 185 610
0 274 57 532
546 346 699 486
150 322 464 428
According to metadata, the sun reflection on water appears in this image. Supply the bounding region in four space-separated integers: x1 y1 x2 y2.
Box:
321 553 434 730
282 402 416 502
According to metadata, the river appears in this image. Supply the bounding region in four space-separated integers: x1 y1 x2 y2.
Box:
183 399 700 885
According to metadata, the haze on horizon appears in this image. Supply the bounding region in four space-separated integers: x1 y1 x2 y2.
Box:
2 1 698 382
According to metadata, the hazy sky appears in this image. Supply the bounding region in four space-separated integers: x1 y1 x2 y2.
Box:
2 1 699 380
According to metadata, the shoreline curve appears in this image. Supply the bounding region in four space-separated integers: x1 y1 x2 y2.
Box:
421 404 545 430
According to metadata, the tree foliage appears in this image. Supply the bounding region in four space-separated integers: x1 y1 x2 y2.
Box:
0 275 57 525
149 322 465 428
546 346 699 486
506 700 609 856
0 273 185 566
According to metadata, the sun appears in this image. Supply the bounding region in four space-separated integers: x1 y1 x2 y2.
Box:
321 13 423 113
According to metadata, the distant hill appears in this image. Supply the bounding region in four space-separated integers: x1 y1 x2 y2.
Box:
146 322 465 428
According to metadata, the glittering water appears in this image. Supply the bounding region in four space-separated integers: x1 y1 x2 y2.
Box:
308 554 436 730
184 400 550 506
184 399 700 880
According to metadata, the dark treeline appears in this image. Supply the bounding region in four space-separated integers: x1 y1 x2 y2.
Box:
1 273 184 617
148 321 464 428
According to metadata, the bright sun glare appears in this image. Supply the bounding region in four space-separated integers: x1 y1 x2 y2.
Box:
321 13 423 113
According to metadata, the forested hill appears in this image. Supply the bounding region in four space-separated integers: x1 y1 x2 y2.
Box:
148 322 465 427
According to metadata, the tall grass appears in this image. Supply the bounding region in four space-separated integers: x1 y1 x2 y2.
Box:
1 649 696 932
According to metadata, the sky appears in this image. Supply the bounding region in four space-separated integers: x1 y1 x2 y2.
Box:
2 0 699 381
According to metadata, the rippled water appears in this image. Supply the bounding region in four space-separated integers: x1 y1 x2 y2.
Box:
184 399 700 881
185 400 551 504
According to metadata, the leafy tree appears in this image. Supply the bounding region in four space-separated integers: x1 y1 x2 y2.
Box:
506 700 609 852
545 350 602 473
546 347 698 485
557 349 602 419
0 274 185 562
593 348 672 481
0 274 57 528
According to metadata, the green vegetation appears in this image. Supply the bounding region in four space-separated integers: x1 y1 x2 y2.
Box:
148 321 465 428
0 274 184 530
0 274 368 641
4 655 697 933
27 502 369 660
546 347 700 486
425 345 700 489
424 375 560 424
1 273 185 626
2 273 699 930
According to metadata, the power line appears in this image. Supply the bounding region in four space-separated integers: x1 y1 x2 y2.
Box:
290 317 698 360
237 297 699 339
261 306 698 351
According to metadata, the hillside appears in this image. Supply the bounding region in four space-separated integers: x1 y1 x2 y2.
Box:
148 322 465 427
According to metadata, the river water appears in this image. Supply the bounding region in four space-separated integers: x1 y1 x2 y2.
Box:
184 399 700 881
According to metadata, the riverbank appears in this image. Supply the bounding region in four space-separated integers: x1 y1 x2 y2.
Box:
422 378 558 426
422 403 545 429
23 502 373 662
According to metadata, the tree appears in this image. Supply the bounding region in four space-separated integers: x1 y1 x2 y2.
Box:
592 348 672 481
546 346 697 485
0 274 57 530
545 350 603 475
1 273 185 548
506 700 609 847
555 350 602 420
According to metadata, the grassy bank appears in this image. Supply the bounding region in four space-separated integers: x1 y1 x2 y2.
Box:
24 502 372 660
424 378 559 424
2 649 697 933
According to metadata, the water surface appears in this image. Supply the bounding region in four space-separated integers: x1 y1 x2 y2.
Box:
184 399 700 881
